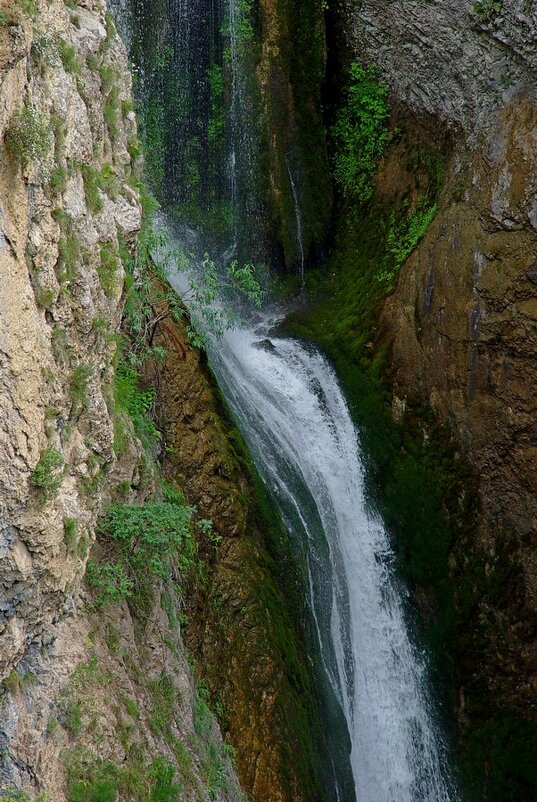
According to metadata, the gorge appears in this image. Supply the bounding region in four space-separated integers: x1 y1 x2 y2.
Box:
0 1 536 802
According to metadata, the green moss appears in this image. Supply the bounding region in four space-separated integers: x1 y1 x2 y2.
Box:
57 38 80 74
64 517 78 555
6 104 50 168
30 446 65 499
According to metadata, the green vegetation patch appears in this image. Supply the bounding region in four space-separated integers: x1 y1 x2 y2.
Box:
331 63 390 202
30 446 65 499
5 104 50 168
86 488 197 608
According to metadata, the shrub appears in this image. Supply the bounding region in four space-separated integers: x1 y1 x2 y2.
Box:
57 38 80 74
86 491 196 607
69 364 93 416
98 243 120 296
30 446 64 499
5 105 50 168
331 63 389 202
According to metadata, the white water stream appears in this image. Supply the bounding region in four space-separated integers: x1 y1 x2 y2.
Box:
167 276 457 801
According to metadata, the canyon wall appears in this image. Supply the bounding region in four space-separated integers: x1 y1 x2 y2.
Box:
338 0 537 795
0 2 243 798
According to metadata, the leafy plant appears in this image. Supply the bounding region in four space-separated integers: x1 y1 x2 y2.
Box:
30 446 64 499
85 561 134 606
474 0 502 19
113 353 160 450
69 364 92 416
6 105 50 168
57 38 80 74
331 63 389 202
86 489 197 607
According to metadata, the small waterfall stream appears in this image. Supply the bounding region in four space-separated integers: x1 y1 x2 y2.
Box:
285 156 306 286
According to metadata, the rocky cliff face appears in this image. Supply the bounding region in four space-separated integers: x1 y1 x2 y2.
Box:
0 2 244 798
0 0 141 681
338 0 537 793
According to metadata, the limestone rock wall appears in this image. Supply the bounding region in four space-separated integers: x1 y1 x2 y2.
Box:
345 0 536 136
0 2 245 799
341 0 537 744
0 0 141 680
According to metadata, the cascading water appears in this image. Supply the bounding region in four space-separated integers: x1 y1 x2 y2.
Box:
168 287 459 801
115 0 459 796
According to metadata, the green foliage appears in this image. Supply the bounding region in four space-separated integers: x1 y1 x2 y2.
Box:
99 12 116 54
66 753 181 802
64 517 78 555
148 672 176 736
99 64 116 93
81 165 104 212
69 364 92 416
86 560 134 606
30 446 64 499
17 0 37 16
104 86 121 141
377 201 438 288
331 63 390 202
36 287 57 309
49 165 68 194
474 0 502 19
6 105 50 168
98 242 120 296
57 38 80 74
389 203 437 265
113 353 160 450
86 491 196 607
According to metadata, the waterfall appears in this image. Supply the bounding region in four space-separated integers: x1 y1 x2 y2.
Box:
116 0 459 796
166 291 459 801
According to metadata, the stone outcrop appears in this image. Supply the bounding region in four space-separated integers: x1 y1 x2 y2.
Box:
338 0 537 783
0 2 244 799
